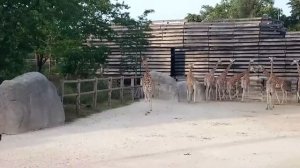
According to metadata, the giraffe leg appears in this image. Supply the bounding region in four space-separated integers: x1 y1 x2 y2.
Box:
268 92 271 110
281 88 285 104
150 97 152 112
234 83 239 99
188 88 191 103
186 87 189 103
144 91 148 102
297 92 300 103
193 84 197 103
274 90 280 104
270 91 274 109
222 88 226 100
267 91 273 110
207 86 211 100
220 88 222 100
218 86 222 101
285 91 288 103
247 85 250 95
228 87 232 100
206 86 209 101
266 91 269 110
215 85 218 101
145 94 152 115
209 87 212 100
267 93 270 110
242 88 245 102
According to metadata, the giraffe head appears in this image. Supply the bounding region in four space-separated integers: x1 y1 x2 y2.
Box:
249 59 255 63
292 59 299 65
229 58 235 63
217 58 222 63
188 63 194 70
141 57 149 67
250 65 257 73
268 57 274 62
257 65 264 71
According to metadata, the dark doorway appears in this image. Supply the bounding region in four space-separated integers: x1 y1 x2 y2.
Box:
170 47 175 77
170 48 186 79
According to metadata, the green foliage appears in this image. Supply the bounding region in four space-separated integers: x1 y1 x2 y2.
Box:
59 46 109 78
287 0 300 31
116 10 154 75
184 0 300 31
0 0 153 80
185 0 282 22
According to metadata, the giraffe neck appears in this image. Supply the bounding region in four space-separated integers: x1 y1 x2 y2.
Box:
144 62 150 73
270 60 273 76
188 67 193 77
262 67 270 77
247 61 252 72
296 62 300 76
211 61 220 74
222 62 233 76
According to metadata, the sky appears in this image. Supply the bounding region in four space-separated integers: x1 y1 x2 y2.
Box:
122 0 291 21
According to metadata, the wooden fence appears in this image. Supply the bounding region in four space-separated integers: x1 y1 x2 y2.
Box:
61 76 142 112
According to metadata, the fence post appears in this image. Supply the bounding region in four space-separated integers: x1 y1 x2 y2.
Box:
108 77 112 107
76 79 81 114
131 77 134 102
61 79 64 104
120 76 124 103
93 78 98 109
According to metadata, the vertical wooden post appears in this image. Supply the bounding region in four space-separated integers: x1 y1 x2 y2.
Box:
108 77 112 107
61 79 64 104
93 77 98 109
76 79 81 114
131 77 134 102
120 76 124 103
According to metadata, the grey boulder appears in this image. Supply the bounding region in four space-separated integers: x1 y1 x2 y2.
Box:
150 71 179 101
0 72 65 134
177 81 205 102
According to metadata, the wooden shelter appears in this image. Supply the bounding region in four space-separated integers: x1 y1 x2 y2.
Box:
89 17 300 83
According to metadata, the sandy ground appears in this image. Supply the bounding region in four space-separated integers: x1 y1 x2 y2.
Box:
1 100 300 168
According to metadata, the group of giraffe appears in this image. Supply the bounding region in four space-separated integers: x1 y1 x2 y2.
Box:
140 56 300 114
187 58 253 102
187 57 300 110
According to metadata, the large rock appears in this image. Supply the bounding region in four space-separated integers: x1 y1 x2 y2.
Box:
177 81 205 102
0 72 65 134
149 71 178 101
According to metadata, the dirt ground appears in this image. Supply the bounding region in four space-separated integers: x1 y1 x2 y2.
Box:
1 99 300 168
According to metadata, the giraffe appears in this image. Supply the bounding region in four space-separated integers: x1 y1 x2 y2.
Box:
240 59 255 101
258 63 288 104
226 59 254 101
257 65 281 104
204 59 222 100
186 63 197 103
215 59 235 100
292 59 300 102
141 57 154 115
266 57 276 110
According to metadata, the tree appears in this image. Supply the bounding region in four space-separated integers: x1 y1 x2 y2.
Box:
0 0 153 79
185 0 283 22
0 1 34 79
115 10 154 76
287 0 300 31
